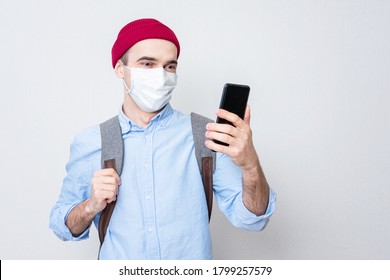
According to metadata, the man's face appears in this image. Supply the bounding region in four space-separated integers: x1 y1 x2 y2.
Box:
120 39 178 86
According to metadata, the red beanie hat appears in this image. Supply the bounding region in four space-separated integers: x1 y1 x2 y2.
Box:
111 18 180 68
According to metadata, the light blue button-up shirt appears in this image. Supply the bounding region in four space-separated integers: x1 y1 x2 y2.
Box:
49 103 276 259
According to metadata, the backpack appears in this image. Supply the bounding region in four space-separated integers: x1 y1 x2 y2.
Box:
97 112 216 245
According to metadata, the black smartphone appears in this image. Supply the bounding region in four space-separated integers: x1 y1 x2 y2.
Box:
214 83 250 146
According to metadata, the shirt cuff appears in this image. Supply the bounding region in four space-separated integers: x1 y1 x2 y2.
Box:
49 203 90 241
236 187 277 231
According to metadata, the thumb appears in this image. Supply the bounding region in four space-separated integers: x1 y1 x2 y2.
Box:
244 105 251 125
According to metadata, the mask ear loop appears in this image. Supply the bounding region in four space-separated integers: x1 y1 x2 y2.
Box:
122 79 131 93
120 60 131 93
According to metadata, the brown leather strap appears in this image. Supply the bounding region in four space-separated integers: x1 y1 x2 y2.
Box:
98 159 117 245
202 157 213 221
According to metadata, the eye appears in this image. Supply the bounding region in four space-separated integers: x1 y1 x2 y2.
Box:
139 61 154 68
164 64 177 72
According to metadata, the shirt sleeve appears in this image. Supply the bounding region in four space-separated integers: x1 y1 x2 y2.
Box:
49 203 90 241
213 152 277 232
49 126 100 241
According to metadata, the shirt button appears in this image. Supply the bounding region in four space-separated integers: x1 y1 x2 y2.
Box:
148 227 153 232
144 163 149 169
145 194 151 200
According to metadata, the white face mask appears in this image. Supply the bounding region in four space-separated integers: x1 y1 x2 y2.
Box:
122 64 177 113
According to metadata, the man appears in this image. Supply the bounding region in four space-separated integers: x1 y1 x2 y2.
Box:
49 18 276 259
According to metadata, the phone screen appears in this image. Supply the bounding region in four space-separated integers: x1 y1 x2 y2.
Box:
216 83 250 126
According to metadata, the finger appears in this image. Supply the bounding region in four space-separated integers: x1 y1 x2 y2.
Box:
106 196 117 204
206 130 234 146
93 188 118 204
216 109 244 128
92 175 119 188
206 122 238 137
99 176 119 186
244 105 251 125
94 168 121 185
205 140 230 154
93 182 119 194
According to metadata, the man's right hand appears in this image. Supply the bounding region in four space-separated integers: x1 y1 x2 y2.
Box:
65 168 121 237
86 168 121 216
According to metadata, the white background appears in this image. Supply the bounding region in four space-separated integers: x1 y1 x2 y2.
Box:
0 0 389 259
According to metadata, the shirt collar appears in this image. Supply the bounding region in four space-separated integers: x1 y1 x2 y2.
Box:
118 103 173 135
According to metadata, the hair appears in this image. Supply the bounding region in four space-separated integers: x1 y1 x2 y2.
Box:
120 50 129 66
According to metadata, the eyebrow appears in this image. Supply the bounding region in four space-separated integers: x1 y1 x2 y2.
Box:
136 56 178 65
136 56 157 62
166 59 178 65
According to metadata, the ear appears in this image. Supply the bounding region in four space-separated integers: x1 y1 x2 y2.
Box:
114 60 125 79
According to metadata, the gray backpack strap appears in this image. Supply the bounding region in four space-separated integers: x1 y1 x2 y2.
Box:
98 115 124 246
100 116 124 176
191 112 216 221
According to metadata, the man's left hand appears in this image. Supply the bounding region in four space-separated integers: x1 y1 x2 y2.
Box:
205 105 258 170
